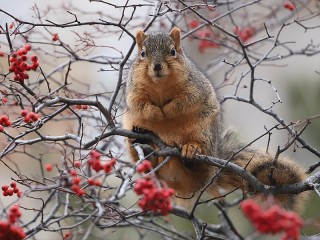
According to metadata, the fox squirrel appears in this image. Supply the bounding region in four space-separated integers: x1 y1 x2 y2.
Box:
123 27 308 212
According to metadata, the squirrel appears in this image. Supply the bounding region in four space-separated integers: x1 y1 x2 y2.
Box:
122 27 308 212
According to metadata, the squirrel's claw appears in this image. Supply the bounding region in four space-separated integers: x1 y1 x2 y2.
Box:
181 143 202 159
130 126 153 145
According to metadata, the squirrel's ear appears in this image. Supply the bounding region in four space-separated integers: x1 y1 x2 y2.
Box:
169 27 181 50
136 30 147 50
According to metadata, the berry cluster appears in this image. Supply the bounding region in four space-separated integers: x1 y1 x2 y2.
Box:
2 182 22 198
70 173 86 197
0 205 26 240
241 199 303 240
134 177 175 216
136 160 152 173
21 109 39 123
188 21 221 53
87 178 101 186
68 168 101 197
0 115 11 132
88 150 116 173
8 44 39 83
233 26 255 43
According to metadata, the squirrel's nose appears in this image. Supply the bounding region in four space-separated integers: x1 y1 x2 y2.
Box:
153 63 162 72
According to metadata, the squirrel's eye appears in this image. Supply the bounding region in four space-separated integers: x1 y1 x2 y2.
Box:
170 48 176 56
140 49 146 58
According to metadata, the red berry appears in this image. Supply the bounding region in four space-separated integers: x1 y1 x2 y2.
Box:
16 49 23 56
9 66 15 72
73 177 81 185
284 1 296 11
21 62 27 70
31 62 39 70
2 98 8 104
92 162 103 172
90 150 101 158
7 189 14 196
31 55 38 62
24 116 31 123
28 112 39 122
0 115 9 124
10 205 19 213
9 214 17 224
1 185 9 191
0 125 4 132
10 182 16 188
74 161 81 168
45 164 53 171
70 169 77 176
21 55 27 61
52 33 59 41
24 44 31 51
233 26 255 43
5 120 11 127
76 189 85 197
109 158 116 165
9 56 16 62
137 160 152 173
9 22 14 29
17 191 23 198
21 109 28 117
71 184 80 193
189 20 199 29
94 180 101 186
63 231 72 240
87 178 95 185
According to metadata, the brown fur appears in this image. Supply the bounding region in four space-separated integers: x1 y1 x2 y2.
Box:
123 27 308 211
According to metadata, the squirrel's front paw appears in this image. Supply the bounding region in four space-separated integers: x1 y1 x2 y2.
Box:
144 104 164 120
181 143 202 159
162 102 175 118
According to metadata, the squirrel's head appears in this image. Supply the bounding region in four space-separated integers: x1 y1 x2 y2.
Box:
135 27 185 81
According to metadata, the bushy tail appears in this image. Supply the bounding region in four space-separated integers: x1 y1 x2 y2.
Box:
214 129 308 212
